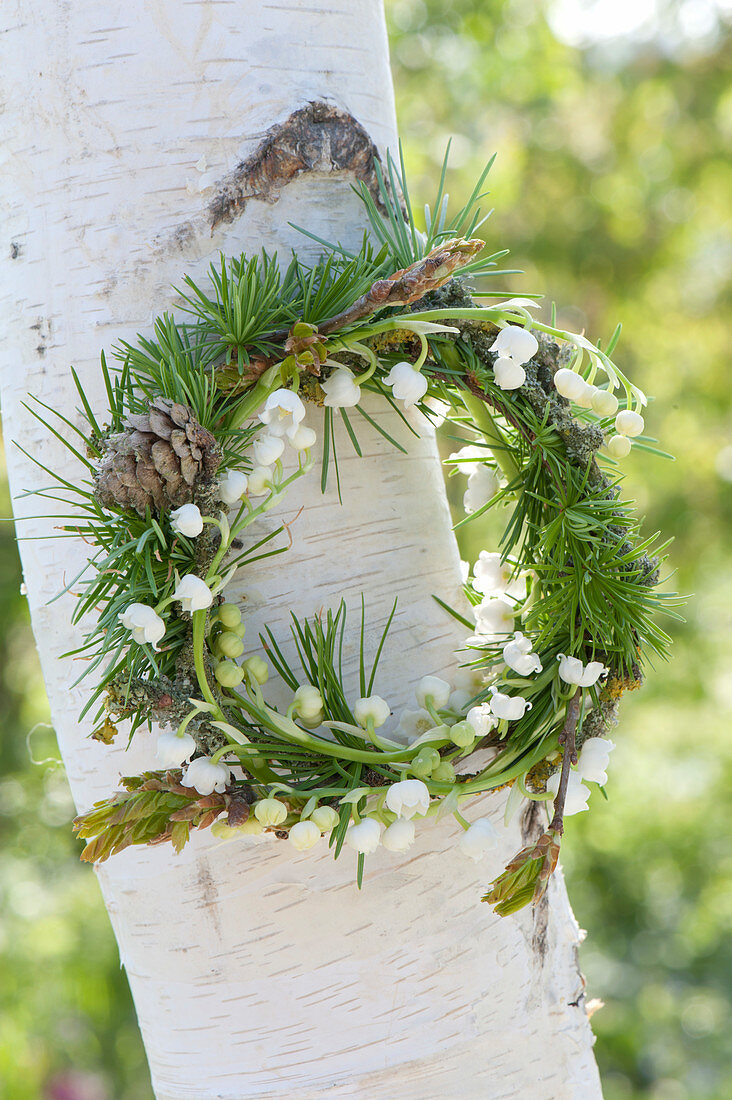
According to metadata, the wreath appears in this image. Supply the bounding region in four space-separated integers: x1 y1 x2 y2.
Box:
32 152 678 915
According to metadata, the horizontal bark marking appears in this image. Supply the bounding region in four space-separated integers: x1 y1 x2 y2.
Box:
208 100 386 231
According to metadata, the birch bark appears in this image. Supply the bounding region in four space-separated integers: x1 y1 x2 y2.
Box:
0 1 602 1096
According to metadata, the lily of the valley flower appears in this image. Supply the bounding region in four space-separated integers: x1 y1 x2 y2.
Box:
475 595 515 636
288 820 321 851
546 769 591 815
473 551 512 595
156 730 196 767
217 469 248 505
382 819 416 852
395 708 437 744
463 465 499 515
258 389 306 437
170 503 204 538
557 654 608 687
459 818 500 861
321 367 361 408
385 779 430 820
346 817 382 854
173 574 213 613
288 424 317 451
607 434 632 458
181 756 231 796
615 410 645 437
353 695 390 728
415 675 451 710
576 737 615 785
553 368 593 404
253 433 285 466
254 798 288 827
243 655 269 685
590 388 619 417
248 466 273 496
119 603 166 649
503 632 542 676
491 325 538 389
493 357 526 391
310 805 339 832
293 684 324 722
466 705 498 738
383 361 428 408
489 688 531 721
447 444 489 475
492 325 539 364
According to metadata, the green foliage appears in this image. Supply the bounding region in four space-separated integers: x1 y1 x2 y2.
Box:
387 1 732 1095
1 4 728 1094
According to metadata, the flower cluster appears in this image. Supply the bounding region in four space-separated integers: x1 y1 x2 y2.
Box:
552 367 646 459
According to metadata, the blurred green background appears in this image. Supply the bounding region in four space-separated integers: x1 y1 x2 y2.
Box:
1 1 730 1096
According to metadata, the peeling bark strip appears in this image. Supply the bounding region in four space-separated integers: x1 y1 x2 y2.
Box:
209 101 386 231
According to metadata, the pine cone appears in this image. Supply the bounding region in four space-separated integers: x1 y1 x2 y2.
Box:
94 398 221 516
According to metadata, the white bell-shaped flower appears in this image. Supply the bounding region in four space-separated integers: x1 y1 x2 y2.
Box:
156 730 196 767
415 675 451 710
590 389 619 417
385 779 430 820
395 708 436 744
473 551 512 595
557 654 608 687
247 466 273 496
321 367 361 408
474 595 515 636
466 704 498 737
383 361 428 408
217 469 248 505
502 632 543 676
119 603 166 649
346 817 382 854
353 695 390 728
607 434 632 458
173 574 213 613
493 357 526 391
489 688 530 721
258 389 306 437
553 368 589 401
288 424 317 451
459 818 501 861
253 798 288 827
546 769 591 815
447 444 489 476
288 820 321 851
573 381 598 408
492 326 538 364
293 684 324 722
181 756 231 796
463 465 499 515
170 503 204 538
576 737 615 785
382 819 416 852
615 410 645 437
253 433 285 466
310 805 339 832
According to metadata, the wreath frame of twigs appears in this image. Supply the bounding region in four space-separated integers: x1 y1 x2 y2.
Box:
29 152 678 913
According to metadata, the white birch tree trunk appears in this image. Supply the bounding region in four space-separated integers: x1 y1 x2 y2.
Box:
0 2 602 1096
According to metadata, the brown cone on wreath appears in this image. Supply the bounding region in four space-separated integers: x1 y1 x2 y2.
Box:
94 397 221 516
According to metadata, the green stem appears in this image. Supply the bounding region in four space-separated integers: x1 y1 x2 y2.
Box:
459 735 559 795
459 390 521 482
238 697 423 766
191 610 219 711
